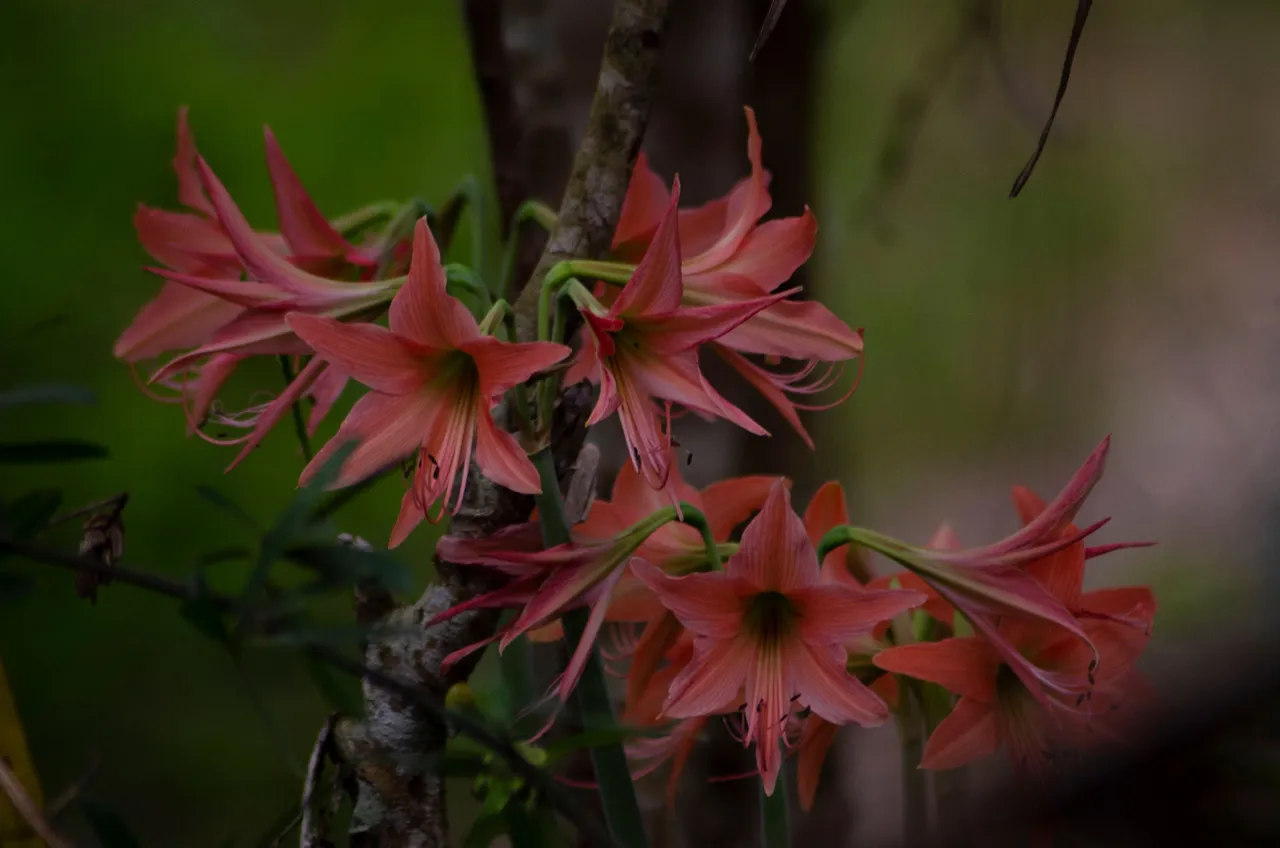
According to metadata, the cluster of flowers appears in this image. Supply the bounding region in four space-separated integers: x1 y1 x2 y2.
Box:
117 107 1155 804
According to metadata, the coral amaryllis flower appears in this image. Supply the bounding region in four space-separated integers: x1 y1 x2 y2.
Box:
118 108 375 364
874 483 1157 772
633 480 925 794
567 178 791 493
612 106 864 447
287 218 569 546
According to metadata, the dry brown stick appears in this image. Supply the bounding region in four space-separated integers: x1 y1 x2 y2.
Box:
338 2 672 846
299 714 337 848
0 757 71 848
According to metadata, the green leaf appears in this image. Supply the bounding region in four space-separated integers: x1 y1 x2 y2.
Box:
80 799 144 848
464 812 510 848
0 440 109 464
194 485 259 531
179 598 235 652
0 489 62 540
285 542 411 593
0 384 96 409
543 724 668 762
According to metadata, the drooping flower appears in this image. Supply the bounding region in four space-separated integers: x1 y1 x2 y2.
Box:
612 106 864 446
118 109 400 454
567 178 791 494
874 480 1157 772
287 218 569 546
633 479 925 794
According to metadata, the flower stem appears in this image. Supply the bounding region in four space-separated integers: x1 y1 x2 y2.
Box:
531 449 649 848
759 765 791 848
498 200 557 304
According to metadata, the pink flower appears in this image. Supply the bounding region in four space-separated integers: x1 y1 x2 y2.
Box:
287 218 569 546
613 107 864 446
567 178 790 494
634 479 925 794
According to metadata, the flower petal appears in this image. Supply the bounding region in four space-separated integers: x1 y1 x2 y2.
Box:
919 697 1000 770
701 475 779 541
624 611 684 717
299 391 433 489
306 367 348 436
797 716 839 811
642 288 794 355
629 349 767 436
789 640 889 727
286 313 428 395
463 336 570 401
390 218 480 347
630 559 747 639
388 487 426 548
557 568 626 703
690 207 816 294
873 638 1000 703
114 280 243 362
713 286 864 362
613 151 669 252
731 479 818 591
174 107 215 217
612 178 683 318
226 356 326 470
795 583 926 645
473 410 540 494
663 634 751 719
263 126 353 265
715 345 814 448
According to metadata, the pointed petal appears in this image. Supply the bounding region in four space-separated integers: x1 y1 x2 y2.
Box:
473 410 540 494
797 716 839 812
226 357 327 469
715 345 814 448
463 336 571 401
731 479 818 591
306 367 347 436
681 107 771 275
713 287 864 362
978 437 1111 558
663 635 751 719
558 569 626 703
690 208 816 294
1011 485 1049 526
611 366 672 489
174 107 215 217
804 482 850 547
386 487 426 548
286 313 428 394
390 218 480 347
185 353 243 429
644 288 794 355
795 584 926 644
613 151 669 252
264 126 352 262
919 697 1000 770
701 475 779 541
630 349 768 435
613 179 683 318
630 559 748 639
114 280 243 362
133 205 237 274
624 611 684 717
146 267 291 308
196 156 361 300
789 640 889 727
873 638 1000 702
299 391 433 489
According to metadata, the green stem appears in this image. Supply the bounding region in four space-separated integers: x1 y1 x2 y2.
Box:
531 450 648 848
677 509 721 570
278 356 313 463
759 764 791 848
498 199 558 304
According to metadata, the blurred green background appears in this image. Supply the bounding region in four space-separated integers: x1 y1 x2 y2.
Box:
1 0 1273 844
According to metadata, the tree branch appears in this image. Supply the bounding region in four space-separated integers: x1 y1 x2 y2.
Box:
341 1 673 844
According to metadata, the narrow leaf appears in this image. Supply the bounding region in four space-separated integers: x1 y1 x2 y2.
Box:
179 598 235 652
0 441 109 464
0 384 96 409
194 485 259 531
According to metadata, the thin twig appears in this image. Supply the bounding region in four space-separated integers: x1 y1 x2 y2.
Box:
0 539 221 607
49 493 128 527
44 754 101 821
0 757 72 848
